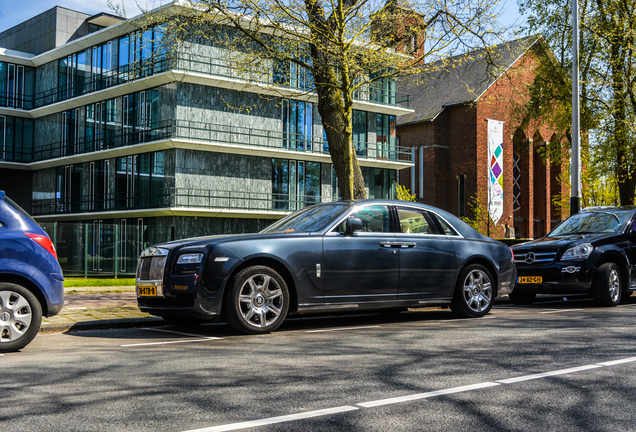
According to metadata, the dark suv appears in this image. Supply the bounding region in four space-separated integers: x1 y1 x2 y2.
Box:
0 191 64 352
511 206 636 306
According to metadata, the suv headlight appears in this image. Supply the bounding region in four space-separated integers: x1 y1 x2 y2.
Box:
177 253 203 264
561 243 594 260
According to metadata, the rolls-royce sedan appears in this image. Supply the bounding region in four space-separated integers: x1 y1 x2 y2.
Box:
511 206 636 306
136 200 516 334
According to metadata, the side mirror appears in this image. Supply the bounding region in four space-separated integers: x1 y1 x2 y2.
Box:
345 217 363 236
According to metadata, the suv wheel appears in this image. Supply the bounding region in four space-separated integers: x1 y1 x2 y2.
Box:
0 283 43 353
592 262 621 307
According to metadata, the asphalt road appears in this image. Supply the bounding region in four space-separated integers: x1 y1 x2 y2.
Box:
3 296 636 432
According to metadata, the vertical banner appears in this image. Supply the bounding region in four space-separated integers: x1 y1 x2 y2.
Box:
487 119 504 224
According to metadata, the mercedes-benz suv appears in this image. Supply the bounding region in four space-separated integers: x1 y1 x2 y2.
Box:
511 206 636 306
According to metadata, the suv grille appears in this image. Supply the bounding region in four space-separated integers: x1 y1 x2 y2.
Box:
513 251 557 265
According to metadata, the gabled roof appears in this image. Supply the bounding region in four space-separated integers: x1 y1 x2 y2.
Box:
397 36 541 126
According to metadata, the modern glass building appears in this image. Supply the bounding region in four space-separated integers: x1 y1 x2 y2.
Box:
0 3 413 276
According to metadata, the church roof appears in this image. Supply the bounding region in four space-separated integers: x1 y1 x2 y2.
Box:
397 36 542 126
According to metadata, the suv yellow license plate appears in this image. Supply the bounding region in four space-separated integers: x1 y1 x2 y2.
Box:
137 285 157 296
518 276 542 284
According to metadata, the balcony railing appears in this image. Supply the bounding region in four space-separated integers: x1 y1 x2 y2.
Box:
31 187 337 216
27 119 411 163
29 52 410 110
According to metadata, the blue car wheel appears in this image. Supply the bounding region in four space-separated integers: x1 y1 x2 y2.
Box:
0 283 43 353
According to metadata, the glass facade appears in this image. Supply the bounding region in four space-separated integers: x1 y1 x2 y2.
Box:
272 158 321 210
376 113 396 160
0 116 34 162
0 62 35 108
282 99 313 150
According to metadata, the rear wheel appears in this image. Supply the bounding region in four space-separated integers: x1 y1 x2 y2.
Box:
224 266 289 334
450 264 494 318
0 283 42 353
508 290 536 305
592 262 621 307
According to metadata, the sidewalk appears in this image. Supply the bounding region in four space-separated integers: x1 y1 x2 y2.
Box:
40 286 163 333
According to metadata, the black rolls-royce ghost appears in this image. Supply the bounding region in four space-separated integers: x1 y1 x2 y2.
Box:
136 200 516 334
511 206 636 306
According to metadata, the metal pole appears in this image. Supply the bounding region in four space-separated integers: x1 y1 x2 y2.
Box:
571 0 582 215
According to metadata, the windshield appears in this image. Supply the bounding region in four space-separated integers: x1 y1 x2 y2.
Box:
261 202 351 233
548 210 633 237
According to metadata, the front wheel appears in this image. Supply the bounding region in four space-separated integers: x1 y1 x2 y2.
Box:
0 283 43 353
592 262 621 307
450 264 494 318
224 266 290 334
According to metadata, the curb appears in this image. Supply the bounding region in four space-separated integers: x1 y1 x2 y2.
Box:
40 316 165 334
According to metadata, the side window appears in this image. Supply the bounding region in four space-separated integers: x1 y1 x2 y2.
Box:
397 207 436 235
352 205 391 233
430 213 460 236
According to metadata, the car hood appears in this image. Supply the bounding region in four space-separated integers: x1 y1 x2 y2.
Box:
513 233 610 251
151 232 313 251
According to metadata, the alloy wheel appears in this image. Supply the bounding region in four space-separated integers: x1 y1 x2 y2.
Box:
462 269 492 313
237 273 285 329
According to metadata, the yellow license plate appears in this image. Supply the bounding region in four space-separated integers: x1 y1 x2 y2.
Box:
518 276 542 284
137 285 157 297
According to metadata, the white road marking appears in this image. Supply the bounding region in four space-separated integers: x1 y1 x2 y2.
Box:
497 365 602 384
539 309 583 314
142 327 215 338
597 356 636 366
180 356 636 432
182 406 359 432
121 338 221 347
305 326 381 333
357 382 501 408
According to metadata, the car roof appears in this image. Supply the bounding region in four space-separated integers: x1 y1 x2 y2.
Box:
581 206 636 213
0 190 4 200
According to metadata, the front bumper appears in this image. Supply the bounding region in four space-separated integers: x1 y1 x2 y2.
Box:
513 261 594 294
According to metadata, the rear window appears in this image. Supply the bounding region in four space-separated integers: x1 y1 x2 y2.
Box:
3 196 39 226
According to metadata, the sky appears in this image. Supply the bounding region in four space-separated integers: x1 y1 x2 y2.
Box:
0 0 526 36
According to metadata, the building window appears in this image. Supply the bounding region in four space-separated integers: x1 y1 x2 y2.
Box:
458 174 465 217
513 153 521 211
56 164 82 212
61 108 80 156
368 168 397 199
86 98 117 151
353 110 367 157
272 158 321 210
0 62 34 109
376 114 396 160
115 151 165 209
0 116 33 162
282 100 313 150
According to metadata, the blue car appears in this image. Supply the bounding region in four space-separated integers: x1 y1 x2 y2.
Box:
0 191 64 352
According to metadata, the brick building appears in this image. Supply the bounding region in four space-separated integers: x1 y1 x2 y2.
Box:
397 36 568 239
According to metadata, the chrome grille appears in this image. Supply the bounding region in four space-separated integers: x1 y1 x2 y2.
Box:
513 251 557 264
136 256 166 280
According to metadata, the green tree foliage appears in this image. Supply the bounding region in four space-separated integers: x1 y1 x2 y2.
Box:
518 0 636 205
461 194 497 237
121 0 506 200
394 182 416 201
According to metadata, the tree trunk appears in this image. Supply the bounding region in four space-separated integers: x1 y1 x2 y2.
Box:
310 49 367 200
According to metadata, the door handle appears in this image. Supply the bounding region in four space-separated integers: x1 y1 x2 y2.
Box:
380 241 416 248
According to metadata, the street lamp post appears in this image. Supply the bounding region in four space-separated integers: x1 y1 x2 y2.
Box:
571 0 581 215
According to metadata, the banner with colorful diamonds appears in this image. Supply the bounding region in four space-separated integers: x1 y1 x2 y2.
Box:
487 119 504 224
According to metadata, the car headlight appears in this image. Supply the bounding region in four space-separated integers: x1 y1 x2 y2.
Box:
561 243 594 260
177 253 203 264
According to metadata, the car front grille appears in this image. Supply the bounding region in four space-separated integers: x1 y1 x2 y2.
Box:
513 251 558 265
136 256 167 280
